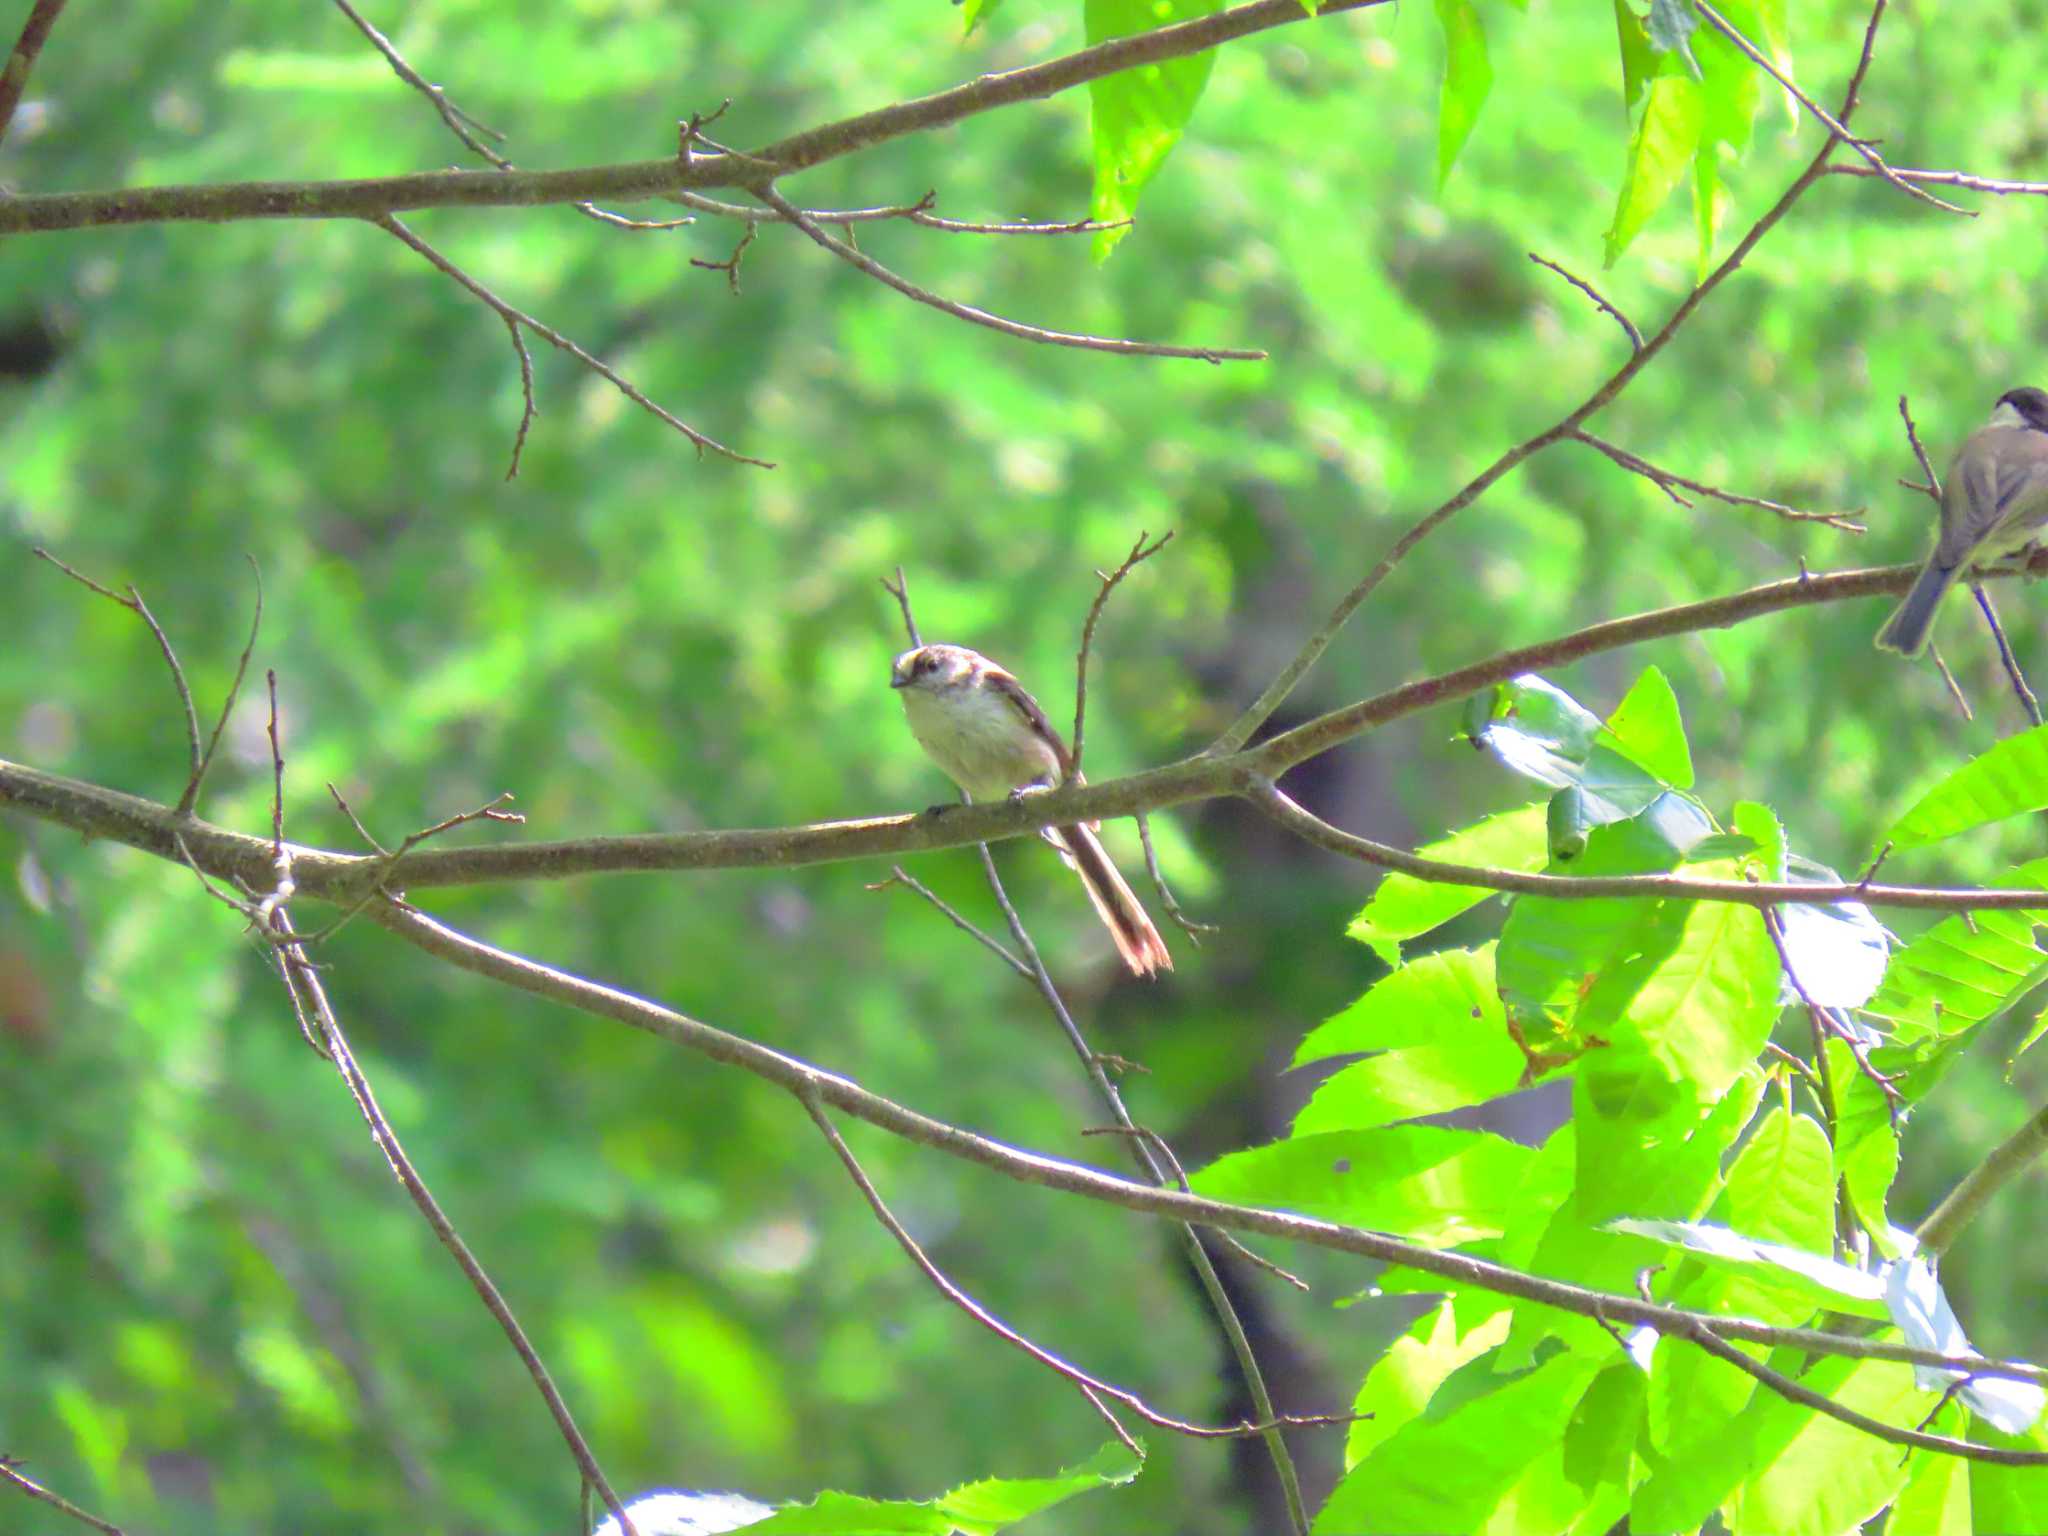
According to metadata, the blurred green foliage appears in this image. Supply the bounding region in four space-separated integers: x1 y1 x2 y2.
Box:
6 0 2048 1531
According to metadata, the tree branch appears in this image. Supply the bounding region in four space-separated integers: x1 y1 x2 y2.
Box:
1916 1098 2048 1257
0 0 66 148
0 0 1390 236
1207 0 1894 755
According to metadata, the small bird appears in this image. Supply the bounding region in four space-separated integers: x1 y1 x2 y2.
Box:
1876 386 2048 657
891 642 1172 976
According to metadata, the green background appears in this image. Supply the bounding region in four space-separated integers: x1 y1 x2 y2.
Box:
4 1 2047 1531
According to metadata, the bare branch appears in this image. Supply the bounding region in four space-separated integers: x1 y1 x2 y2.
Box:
0 0 1395 235
1831 165 2048 197
328 0 509 168
1072 531 1173 777
675 187 1122 236
1694 0 1969 216
1208 1 1897 755
1918 1098 2048 1256
0 1458 123 1536
1898 394 1944 504
0 0 67 148
1136 811 1217 944
750 183 1263 363
372 213 771 472
880 566 922 649
180 556 264 817
1569 430 1863 531
1527 253 1641 352
1969 583 2043 727
866 865 1031 977
346 896 2048 1409
34 549 204 797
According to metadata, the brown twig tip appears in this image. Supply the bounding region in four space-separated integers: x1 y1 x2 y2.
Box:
1830 164 2048 197
1072 531 1175 776
1569 431 1863 531
690 219 758 294
750 182 1264 362
1695 0 1969 216
881 566 922 648
1528 252 1642 352
0 1457 126 1536
0 0 69 150
372 212 772 470
1898 394 1943 504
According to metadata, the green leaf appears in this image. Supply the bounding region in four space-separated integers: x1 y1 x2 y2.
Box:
1614 0 1666 115
1890 1447 1973 1536
1886 720 2048 849
1605 665 1694 788
960 0 1002 33
1723 1357 1921 1535
1292 947 1529 1131
1317 1351 1605 1535
1348 803 1549 964
1645 0 1702 77
1085 0 1219 260
1465 673 1671 819
1828 1038 1900 1239
743 1441 1142 1534
1433 0 1491 190
1862 858 2048 1043
1344 1300 1512 1467
1604 74 1704 266
1189 1126 1534 1246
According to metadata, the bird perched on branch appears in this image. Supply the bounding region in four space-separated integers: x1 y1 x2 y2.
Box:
1876 385 2048 657
890 642 1171 977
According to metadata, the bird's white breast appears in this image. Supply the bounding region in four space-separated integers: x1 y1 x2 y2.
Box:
900 683 1061 801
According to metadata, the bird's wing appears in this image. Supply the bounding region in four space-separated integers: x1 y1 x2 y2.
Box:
984 665 1075 780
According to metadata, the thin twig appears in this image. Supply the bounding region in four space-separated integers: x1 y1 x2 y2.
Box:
866 865 1031 977
1082 1126 1308 1291
180 556 264 817
34 549 205 797
1207 0 1898 755
1928 645 1974 720
0 1459 123 1536
1763 906 1901 1119
0 0 68 147
1072 531 1173 778
1136 812 1217 944
1527 253 1641 351
298 787 524 946
1694 0 1969 216
689 219 757 294
803 1094 1348 1451
1569 430 1863 531
1970 584 2043 727
971 842 1313 1536
750 182 1265 363
1899 395 1943 503
673 187 1124 236
349 897 2048 1398
328 0 509 167
1830 165 2048 197
372 213 771 472
880 567 923 649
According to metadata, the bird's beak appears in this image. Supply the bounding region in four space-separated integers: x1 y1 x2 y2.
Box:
889 669 910 689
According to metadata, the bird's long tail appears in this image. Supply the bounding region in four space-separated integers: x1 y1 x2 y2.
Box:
1875 559 1962 658
1049 823 1173 977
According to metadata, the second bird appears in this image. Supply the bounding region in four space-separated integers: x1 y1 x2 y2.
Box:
1875 385 2048 657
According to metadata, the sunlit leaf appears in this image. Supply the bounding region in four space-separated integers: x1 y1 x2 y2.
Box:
738 1441 1143 1534
1605 74 1704 266
1189 1126 1535 1246
1433 0 1492 189
1605 665 1694 788
1887 720 2048 849
960 0 1001 34
1085 0 1220 259
1861 859 2048 1042
1720 1357 1921 1535
1344 1300 1512 1467
1348 802 1549 965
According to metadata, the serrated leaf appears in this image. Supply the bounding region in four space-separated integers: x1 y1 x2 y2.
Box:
1862 859 2048 1042
1827 1038 1898 1237
1722 1357 1921 1536
1605 73 1704 266
1085 0 1219 259
1344 1300 1512 1467
1605 665 1694 788
1433 0 1491 189
1292 947 1528 1130
1612 1218 1879 1303
1188 1126 1534 1247
739 1441 1142 1534
1317 1352 1605 1535
1886 720 2048 849
1348 802 1549 964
